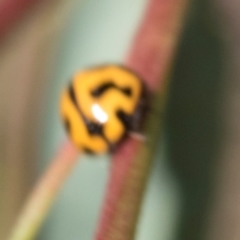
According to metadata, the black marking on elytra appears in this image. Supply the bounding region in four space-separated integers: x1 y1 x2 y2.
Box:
83 147 95 155
64 118 71 133
68 83 78 108
85 121 115 154
122 88 132 96
87 121 103 135
116 110 133 130
91 81 132 97
91 82 115 96
68 83 102 135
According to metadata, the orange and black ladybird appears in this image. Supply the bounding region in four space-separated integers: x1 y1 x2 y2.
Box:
60 65 147 154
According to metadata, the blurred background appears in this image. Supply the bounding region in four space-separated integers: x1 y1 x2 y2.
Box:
0 0 240 239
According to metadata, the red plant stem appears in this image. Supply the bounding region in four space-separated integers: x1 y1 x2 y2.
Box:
127 0 188 91
95 0 189 239
0 0 36 37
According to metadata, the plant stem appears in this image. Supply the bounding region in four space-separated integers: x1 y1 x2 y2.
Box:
95 0 190 239
8 140 79 240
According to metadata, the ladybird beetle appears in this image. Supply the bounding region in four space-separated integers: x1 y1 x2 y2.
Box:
60 65 146 154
